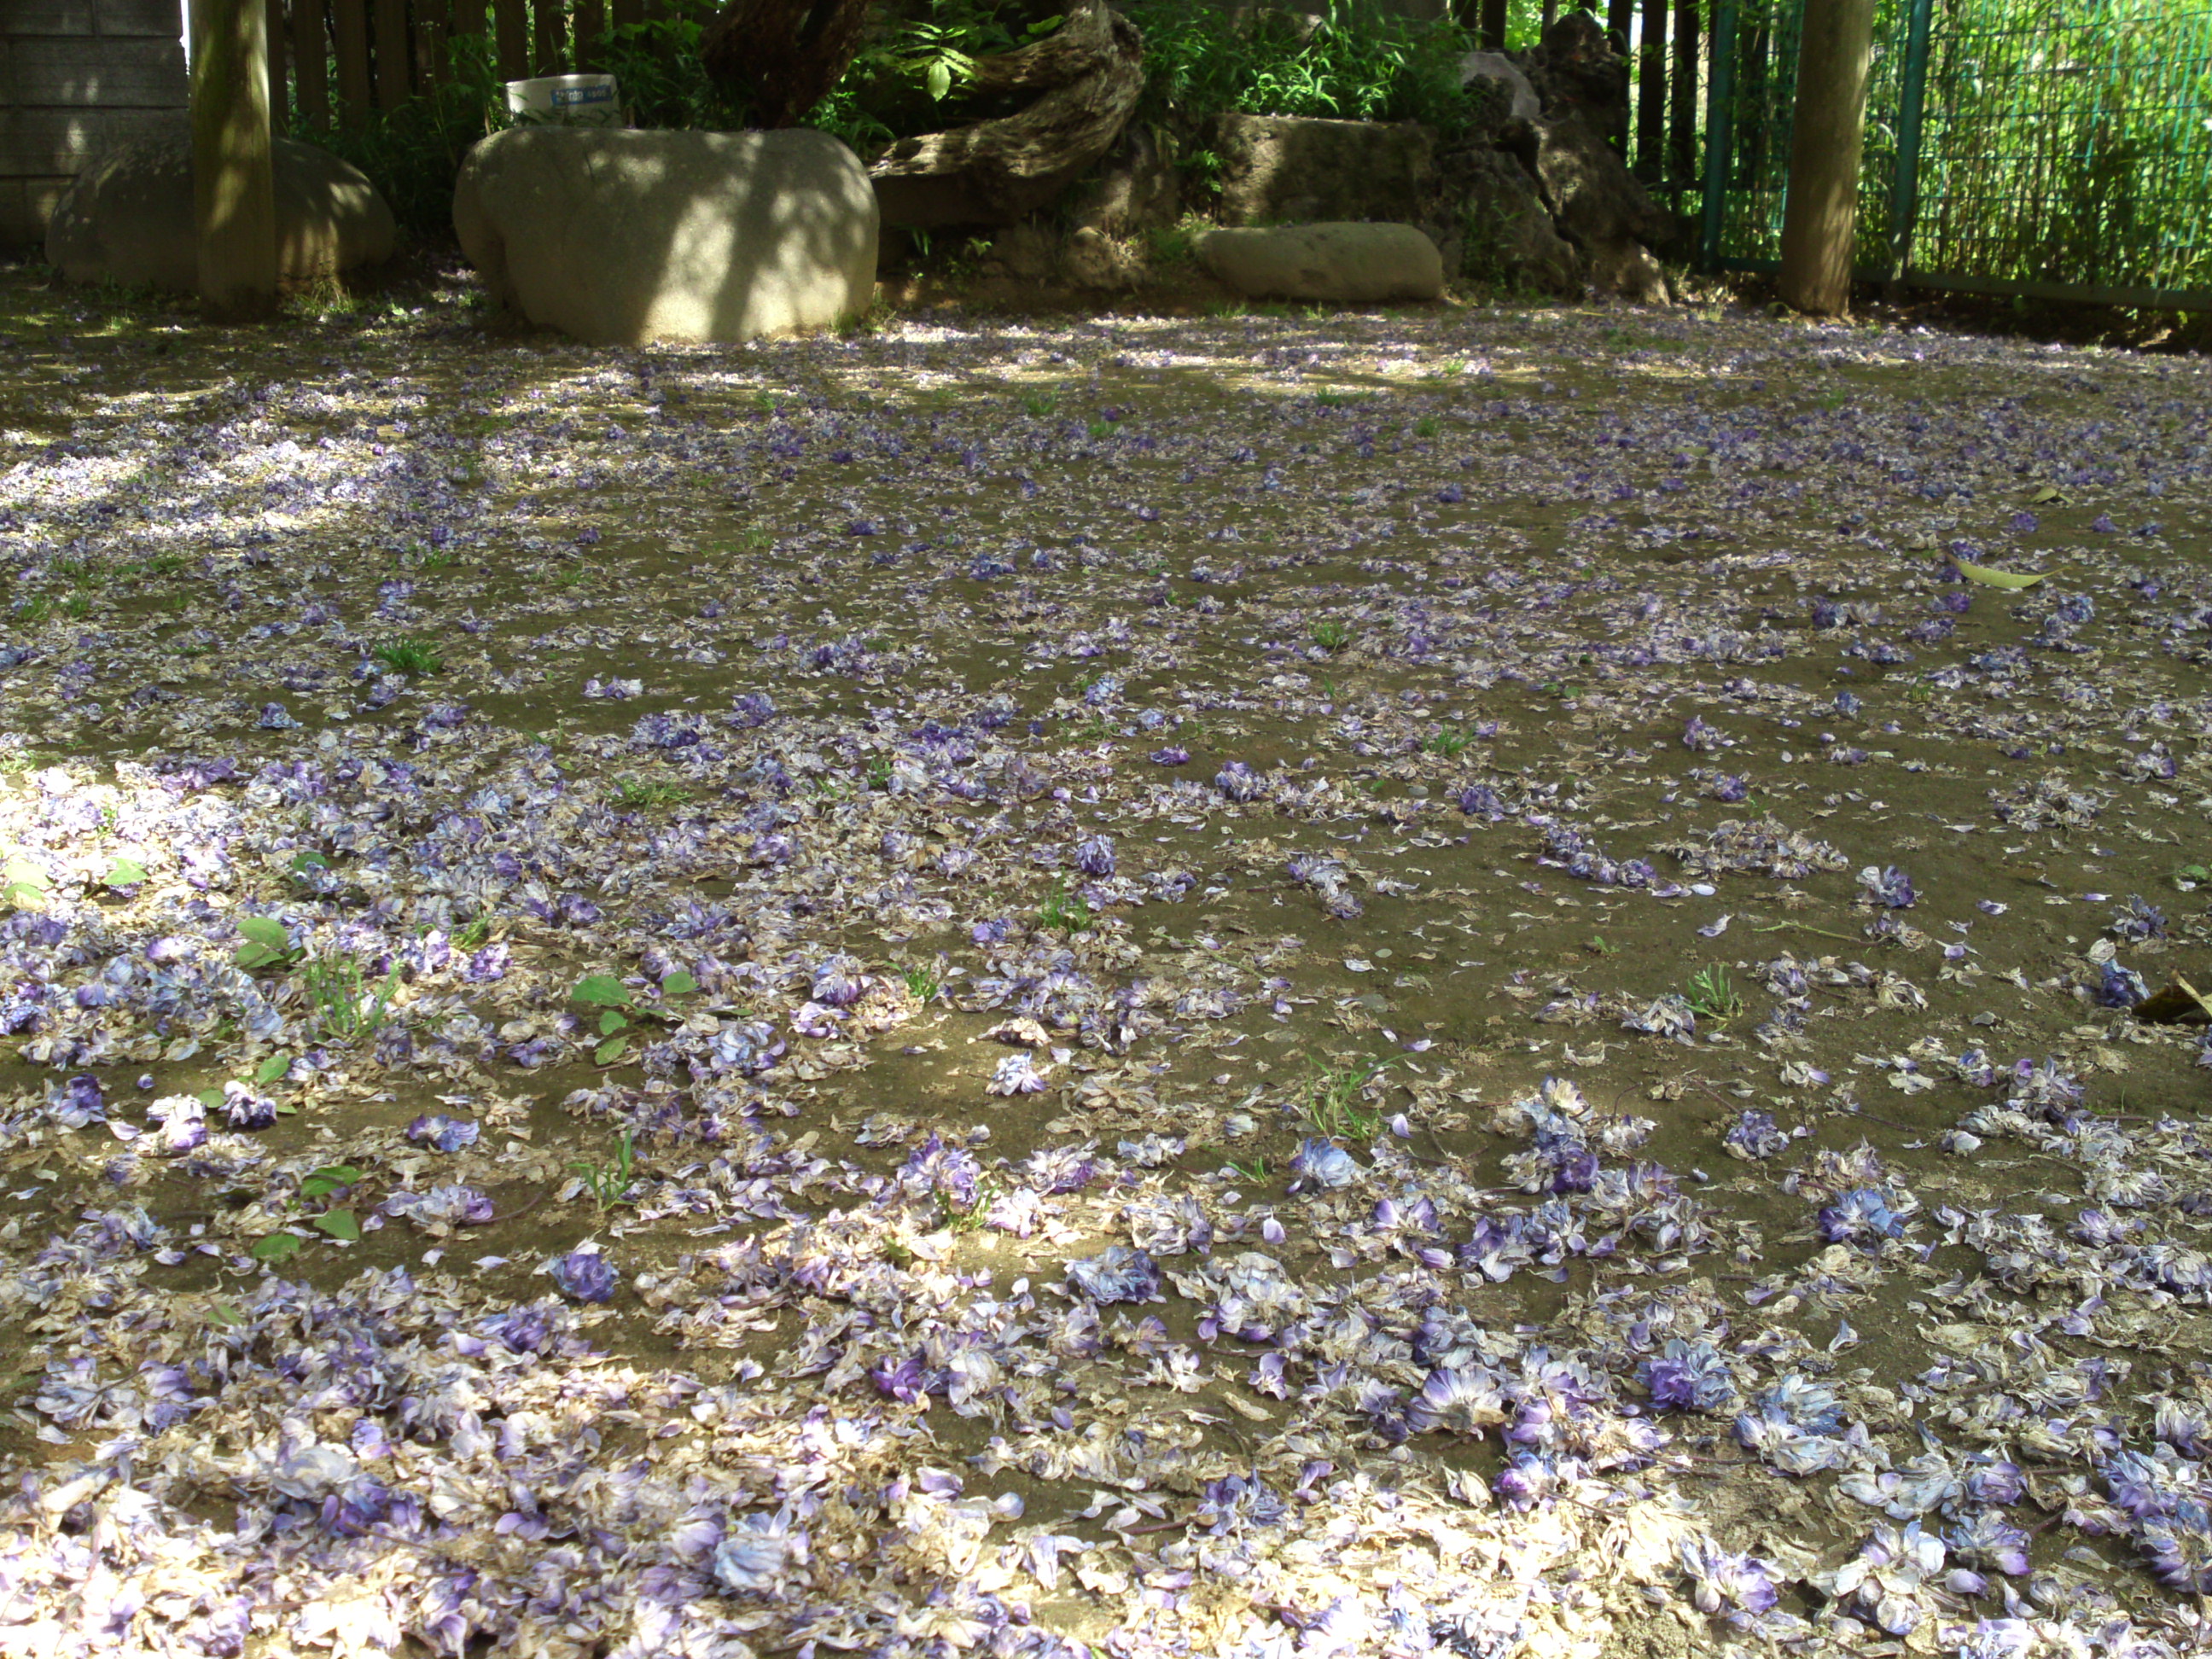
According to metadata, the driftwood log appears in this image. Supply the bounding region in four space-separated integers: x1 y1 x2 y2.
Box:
870 0 1145 228
701 0 877 131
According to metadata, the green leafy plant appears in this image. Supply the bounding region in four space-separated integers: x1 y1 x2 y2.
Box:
900 962 942 1001
1225 1155 1269 1181
1412 416 1441 439
572 968 699 1065
1585 934 1619 957
98 858 149 889
570 1131 637 1211
371 635 444 676
1685 964 1744 1022
1312 619 1352 654
1302 1055 1395 1140
1039 877 1095 937
1022 387 1061 418
454 916 492 950
251 1163 365 1261
0 850 47 910
1427 727 1472 757
233 915 301 972
1126 0 1479 134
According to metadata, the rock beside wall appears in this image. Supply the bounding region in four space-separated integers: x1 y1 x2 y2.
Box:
1212 114 1435 229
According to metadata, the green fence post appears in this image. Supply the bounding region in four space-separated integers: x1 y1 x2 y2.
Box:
1700 0 1739 273
1886 0 1933 292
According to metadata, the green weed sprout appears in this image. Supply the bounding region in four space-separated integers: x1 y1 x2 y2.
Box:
251 1163 364 1262
1312 619 1352 654
233 915 301 972
1040 877 1094 937
610 777 691 811
570 1131 637 1211
1685 965 1744 1022
573 968 699 1065
306 954 401 1044
1303 1055 1396 1140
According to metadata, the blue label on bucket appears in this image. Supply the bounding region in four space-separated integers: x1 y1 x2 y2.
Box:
551 84 615 108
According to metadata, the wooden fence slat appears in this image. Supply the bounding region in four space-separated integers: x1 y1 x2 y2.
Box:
493 0 527 84
574 0 604 71
1668 0 1699 184
373 0 409 108
265 0 287 133
1635 0 1668 181
1604 0 1634 57
416 0 447 85
534 0 566 75
292 0 329 129
332 0 370 127
612 0 643 28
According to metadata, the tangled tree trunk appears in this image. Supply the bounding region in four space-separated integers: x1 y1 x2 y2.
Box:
870 0 1145 228
701 0 876 129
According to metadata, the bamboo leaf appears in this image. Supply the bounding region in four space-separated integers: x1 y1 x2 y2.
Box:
1954 559 2045 589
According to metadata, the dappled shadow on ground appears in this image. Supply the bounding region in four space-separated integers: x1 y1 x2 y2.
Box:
0 259 2210 1654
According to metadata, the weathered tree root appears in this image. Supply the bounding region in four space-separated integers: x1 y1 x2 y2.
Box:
869 2 1145 229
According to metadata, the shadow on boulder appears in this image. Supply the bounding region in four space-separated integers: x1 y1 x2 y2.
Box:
453 126 879 346
44 115 395 294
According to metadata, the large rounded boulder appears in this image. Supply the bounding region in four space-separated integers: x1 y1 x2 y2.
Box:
453 126 879 346
44 119 396 292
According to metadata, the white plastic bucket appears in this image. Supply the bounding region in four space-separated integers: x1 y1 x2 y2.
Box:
504 74 622 126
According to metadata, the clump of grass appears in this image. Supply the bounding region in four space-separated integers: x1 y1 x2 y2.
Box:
900 961 942 1001
1685 964 1743 1022
371 635 444 676
1040 877 1094 936
1302 1055 1395 1139
610 777 690 811
570 1131 637 1211
306 953 400 1044
1312 619 1352 654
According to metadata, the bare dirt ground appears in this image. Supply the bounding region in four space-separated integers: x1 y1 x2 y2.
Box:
1 256 2210 1658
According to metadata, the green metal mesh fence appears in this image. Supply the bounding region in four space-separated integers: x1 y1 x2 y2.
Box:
1703 0 2212 307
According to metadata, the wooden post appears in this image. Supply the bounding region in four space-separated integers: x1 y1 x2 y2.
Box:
373 0 410 107
575 0 605 70
494 0 529 82
1634 0 1666 180
190 0 279 322
1478 0 1506 50
293 0 329 129
334 0 372 127
1668 0 1698 183
1778 0 1877 315
416 0 449 85
533 0 566 74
